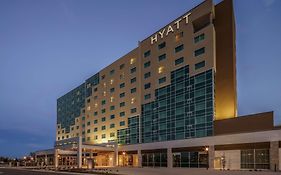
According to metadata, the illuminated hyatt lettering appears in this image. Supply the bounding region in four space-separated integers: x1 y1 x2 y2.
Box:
150 13 191 44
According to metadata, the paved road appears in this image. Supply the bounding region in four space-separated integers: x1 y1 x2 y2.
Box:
0 168 69 175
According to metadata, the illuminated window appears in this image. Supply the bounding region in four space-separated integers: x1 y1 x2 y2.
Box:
87 106 91 111
103 91 106 96
158 66 164 73
131 98 135 104
110 96 114 102
110 79 114 85
94 103 98 108
120 72 125 79
175 32 184 42
130 58 135 64
103 82 106 87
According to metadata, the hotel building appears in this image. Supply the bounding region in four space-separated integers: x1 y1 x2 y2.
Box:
35 0 281 171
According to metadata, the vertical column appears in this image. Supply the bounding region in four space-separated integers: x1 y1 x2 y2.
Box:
167 148 173 168
270 141 279 171
113 146 118 167
77 137 82 168
208 145 215 169
137 150 142 168
54 149 59 168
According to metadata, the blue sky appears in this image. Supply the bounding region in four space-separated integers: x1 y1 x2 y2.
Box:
0 0 280 157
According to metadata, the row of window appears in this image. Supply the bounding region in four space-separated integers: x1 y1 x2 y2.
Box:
84 121 126 133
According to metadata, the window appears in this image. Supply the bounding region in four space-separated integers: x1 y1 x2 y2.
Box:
158 66 164 73
120 121 125 126
144 83 151 89
195 61 205 70
94 119 98 124
144 61 151 68
131 77 136 83
175 44 184 53
120 112 125 117
175 32 184 41
120 83 125 88
131 108 137 113
87 129 90 133
87 121 90 126
101 117 106 122
120 73 125 79
119 92 125 98
94 127 98 132
159 77 166 84
144 50 151 58
158 42 166 49
102 109 106 113
94 111 98 116
158 54 166 61
130 67 136 74
110 105 115 110
110 132 115 137
101 125 106 130
130 58 135 64
110 69 115 75
175 57 184 65
94 135 98 140
101 75 105 80
102 134 106 139
110 88 115 93
194 33 205 43
131 88 136 93
144 72 151 79
101 100 106 105
119 64 125 70
110 123 115 128
194 47 205 57
144 94 151 100
120 102 125 107
110 115 115 119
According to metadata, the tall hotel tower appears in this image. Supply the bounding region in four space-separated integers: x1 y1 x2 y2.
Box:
35 0 281 171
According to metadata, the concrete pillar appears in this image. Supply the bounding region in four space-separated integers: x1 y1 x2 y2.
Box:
77 137 82 168
167 148 173 168
270 141 279 171
113 146 118 167
137 150 142 168
208 145 215 169
54 149 59 168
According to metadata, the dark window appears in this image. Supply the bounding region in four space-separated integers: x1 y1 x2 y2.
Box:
110 105 115 110
119 92 125 98
119 64 125 70
110 123 115 128
131 108 137 113
120 121 125 126
130 67 136 74
110 69 115 75
101 125 106 130
144 83 151 89
94 119 98 124
101 117 106 122
120 83 125 88
175 44 184 53
175 57 184 65
101 100 106 105
144 94 151 100
131 77 136 83
131 88 137 93
144 72 151 79
144 61 151 68
158 54 166 61
120 112 125 117
195 61 205 70
158 42 166 49
194 47 205 57
194 33 205 43
110 115 115 119
120 102 125 107
144 50 151 58
101 108 106 113
159 77 166 84
110 88 115 93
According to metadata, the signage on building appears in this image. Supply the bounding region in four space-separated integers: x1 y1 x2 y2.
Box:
150 13 191 44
